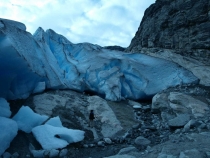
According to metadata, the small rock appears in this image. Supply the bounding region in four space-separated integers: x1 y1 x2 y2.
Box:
183 119 198 132
83 144 89 148
199 123 206 129
104 138 112 144
134 136 151 146
142 105 151 112
97 141 105 147
133 105 142 111
132 124 140 129
179 149 202 158
205 151 210 158
175 129 181 134
146 146 153 152
89 144 96 148
3 152 11 158
157 153 176 158
117 146 137 155
11 152 19 158
59 149 68 157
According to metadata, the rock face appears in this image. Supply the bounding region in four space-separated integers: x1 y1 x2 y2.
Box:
126 0 210 85
127 0 210 58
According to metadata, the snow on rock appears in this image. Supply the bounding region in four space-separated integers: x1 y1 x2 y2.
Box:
12 106 48 133
32 124 85 150
0 18 199 101
0 116 18 156
0 98 11 117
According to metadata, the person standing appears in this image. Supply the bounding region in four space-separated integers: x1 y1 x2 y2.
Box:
89 110 95 128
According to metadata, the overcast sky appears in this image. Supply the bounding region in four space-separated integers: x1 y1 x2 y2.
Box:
0 0 155 47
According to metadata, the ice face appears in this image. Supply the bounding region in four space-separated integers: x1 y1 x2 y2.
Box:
0 19 46 100
33 28 198 101
12 106 48 133
0 18 199 101
32 124 85 150
0 116 18 155
0 98 11 117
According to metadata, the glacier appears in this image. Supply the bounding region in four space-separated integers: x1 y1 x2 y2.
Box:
0 18 199 101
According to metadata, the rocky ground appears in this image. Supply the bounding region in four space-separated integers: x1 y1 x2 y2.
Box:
3 84 210 158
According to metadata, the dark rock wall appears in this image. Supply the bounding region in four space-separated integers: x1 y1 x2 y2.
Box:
127 0 210 61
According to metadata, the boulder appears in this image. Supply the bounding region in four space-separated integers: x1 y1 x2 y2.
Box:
168 92 209 118
179 149 202 158
87 96 123 138
134 136 151 146
152 93 169 113
168 114 190 128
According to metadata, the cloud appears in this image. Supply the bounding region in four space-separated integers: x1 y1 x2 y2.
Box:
0 0 156 47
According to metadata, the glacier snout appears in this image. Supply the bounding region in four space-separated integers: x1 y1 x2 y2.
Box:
0 19 199 101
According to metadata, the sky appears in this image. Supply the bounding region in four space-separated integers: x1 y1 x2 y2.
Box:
0 0 155 47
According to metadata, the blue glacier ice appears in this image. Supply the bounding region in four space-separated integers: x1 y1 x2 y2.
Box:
45 116 63 127
0 98 11 117
12 106 49 133
32 124 85 150
0 116 18 155
0 19 199 101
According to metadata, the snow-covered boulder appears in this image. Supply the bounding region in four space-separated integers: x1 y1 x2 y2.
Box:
0 117 18 156
0 98 11 117
12 106 48 133
32 124 85 150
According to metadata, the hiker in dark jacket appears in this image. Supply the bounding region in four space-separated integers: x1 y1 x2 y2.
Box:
89 110 95 127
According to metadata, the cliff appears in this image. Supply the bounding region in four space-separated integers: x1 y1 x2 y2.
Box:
127 0 210 86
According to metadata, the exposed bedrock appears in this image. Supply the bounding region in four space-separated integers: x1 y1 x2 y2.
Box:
126 0 210 86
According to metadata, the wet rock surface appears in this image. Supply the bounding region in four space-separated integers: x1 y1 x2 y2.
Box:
3 84 210 158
